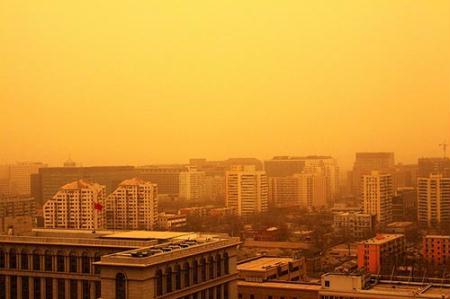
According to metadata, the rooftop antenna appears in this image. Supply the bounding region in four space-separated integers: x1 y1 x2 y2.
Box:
439 141 448 158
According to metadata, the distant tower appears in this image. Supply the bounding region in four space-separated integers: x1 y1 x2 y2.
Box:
64 156 77 167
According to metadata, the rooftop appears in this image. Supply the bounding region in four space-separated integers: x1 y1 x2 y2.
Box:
60 179 104 191
97 235 240 267
99 231 195 241
387 222 414 228
424 235 450 239
360 234 404 245
238 280 320 292
119 177 153 186
237 257 294 272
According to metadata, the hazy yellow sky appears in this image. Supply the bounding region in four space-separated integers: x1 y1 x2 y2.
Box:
1 1 449 168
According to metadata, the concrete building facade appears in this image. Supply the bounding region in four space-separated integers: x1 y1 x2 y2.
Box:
43 180 106 230
105 178 158 230
226 166 268 216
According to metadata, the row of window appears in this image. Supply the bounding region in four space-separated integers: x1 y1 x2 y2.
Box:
0 275 100 299
155 253 230 296
0 249 100 274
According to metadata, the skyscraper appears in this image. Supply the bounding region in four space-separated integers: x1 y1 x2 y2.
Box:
417 174 450 227
361 171 393 227
105 178 158 230
418 158 450 178
350 152 395 196
226 165 268 216
179 167 206 201
43 180 106 230
295 172 328 210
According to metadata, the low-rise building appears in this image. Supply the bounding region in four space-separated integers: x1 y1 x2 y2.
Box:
320 271 450 298
237 256 306 282
333 212 375 239
158 212 187 230
357 234 406 274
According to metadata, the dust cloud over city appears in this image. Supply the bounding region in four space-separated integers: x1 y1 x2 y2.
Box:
1 1 450 299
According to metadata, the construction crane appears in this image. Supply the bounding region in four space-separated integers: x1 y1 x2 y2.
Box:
439 141 448 158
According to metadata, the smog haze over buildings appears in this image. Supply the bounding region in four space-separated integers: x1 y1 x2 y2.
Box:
1 1 449 168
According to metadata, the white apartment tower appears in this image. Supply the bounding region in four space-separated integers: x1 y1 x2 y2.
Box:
226 165 268 216
417 174 450 227
43 179 106 230
105 178 158 230
179 167 206 200
361 171 393 227
295 172 328 210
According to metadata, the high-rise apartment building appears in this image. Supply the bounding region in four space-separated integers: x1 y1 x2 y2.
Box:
361 171 393 227
105 178 158 230
179 167 206 201
417 174 450 227
31 166 137 205
226 166 268 216
268 176 300 207
265 156 339 205
0 162 47 196
350 152 395 196
295 172 328 210
43 180 106 230
418 157 450 178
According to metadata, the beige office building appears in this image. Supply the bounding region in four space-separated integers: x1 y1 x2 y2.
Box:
105 178 158 230
179 167 206 201
417 174 450 227
226 166 268 216
361 171 393 227
43 180 106 230
295 172 328 210
0 229 240 299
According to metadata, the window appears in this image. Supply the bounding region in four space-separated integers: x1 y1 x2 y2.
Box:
69 253 78 273
155 270 163 296
82 281 89 299
183 262 190 287
44 251 52 271
57 279 65 299
0 275 5 299
193 260 199 284
116 273 126 299
33 251 41 271
175 265 181 290
166 267 172 293
70 280 77 299
0 250 4 268
201 258 207 282
57 253 65 272
9 249 17 269
34 278 41 299
208 256 215 279
81 253 90 273
325 280 330 287
216 254 222 277
22 276 29 299
45 278 53 299
224 253 229 274
10 275 17 299
21 251 29 270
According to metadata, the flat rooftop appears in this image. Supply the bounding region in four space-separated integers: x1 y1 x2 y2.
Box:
97 236 241 267
238 257 294 272
387 221 414 228
99 231 195 240
360 234 404 245
0 229 197 249
424 235 450 239
238 280 320 292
